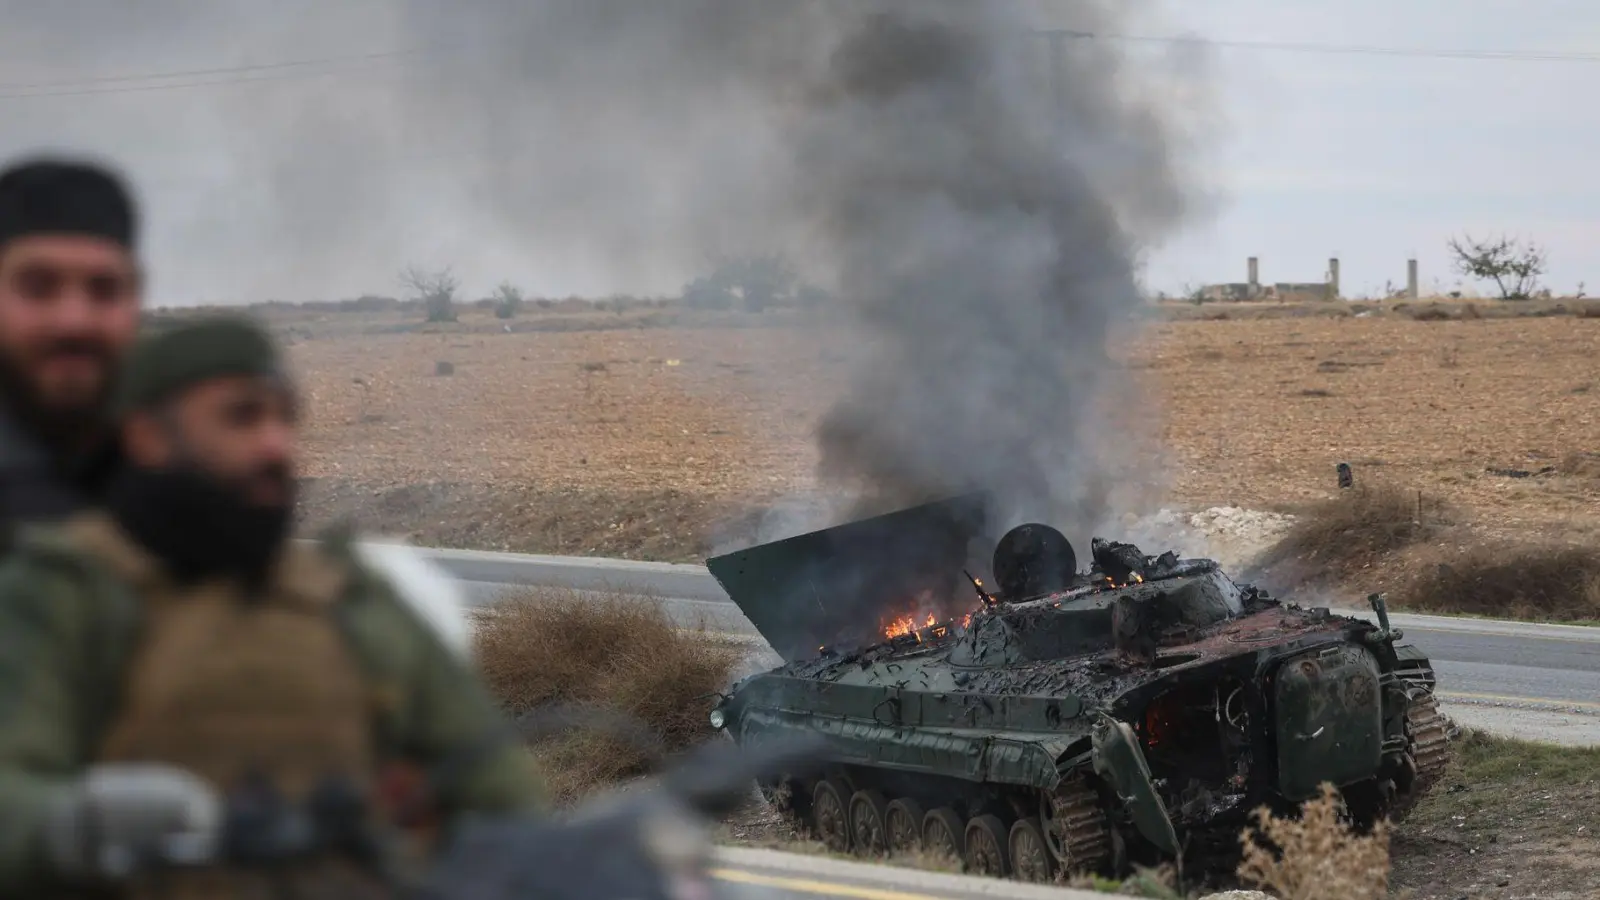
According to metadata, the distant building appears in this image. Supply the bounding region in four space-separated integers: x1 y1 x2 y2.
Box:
1198 282 1255 302
1273 282 1334 302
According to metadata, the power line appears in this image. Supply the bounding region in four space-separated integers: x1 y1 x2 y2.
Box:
0 62 411 101
1037 29 1600 63
1 25 1596 103
0 54 425 101
0 47 420 93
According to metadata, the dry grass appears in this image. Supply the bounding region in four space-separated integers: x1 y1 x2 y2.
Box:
1249 483 1450 585
1558 450 1600 479
1236 783 1391 900
1064 865 1182 897
1391 730 1600 898
1247 482 1600 621
474 587 743 804
1400 544 1600 621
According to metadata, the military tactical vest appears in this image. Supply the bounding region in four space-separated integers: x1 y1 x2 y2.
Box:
60 513 393 900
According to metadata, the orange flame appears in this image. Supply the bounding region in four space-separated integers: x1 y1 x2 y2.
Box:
883 612 940 641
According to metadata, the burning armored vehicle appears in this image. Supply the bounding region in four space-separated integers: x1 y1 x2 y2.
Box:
704 496 1448 881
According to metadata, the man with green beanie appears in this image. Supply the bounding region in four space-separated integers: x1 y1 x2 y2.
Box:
0 315 545 899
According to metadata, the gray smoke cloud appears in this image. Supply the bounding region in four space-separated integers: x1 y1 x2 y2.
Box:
1 0 1213 541
793 5 1203 537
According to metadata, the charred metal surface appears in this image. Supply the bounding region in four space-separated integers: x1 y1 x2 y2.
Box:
708 501 1449 880
1091 538 1150 583
706 494 990 660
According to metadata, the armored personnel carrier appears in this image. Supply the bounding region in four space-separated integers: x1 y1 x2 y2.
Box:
705 496 1448 881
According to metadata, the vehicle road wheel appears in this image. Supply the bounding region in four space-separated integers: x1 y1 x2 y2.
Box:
1008 818 1056 883
885 799 926 854
964 814 1011 877
921 807 965 864
848 790 891 856
811 780 852 853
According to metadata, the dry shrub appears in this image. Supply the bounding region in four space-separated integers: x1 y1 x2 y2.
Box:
885 845 964 875
1065 864 1180 897
1401 544 1600 621
1237 783 1390 900
1403 303 1454 321
475 587 743 804
1252 484 1449 585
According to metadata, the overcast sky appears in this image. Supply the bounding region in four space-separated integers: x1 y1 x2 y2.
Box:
1154 0 1598 298
0 0 1591 304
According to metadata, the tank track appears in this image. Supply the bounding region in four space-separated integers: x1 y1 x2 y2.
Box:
1391 680 1451 823
1047 773 1111 874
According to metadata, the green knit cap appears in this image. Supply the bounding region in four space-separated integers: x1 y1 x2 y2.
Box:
114 315 285 415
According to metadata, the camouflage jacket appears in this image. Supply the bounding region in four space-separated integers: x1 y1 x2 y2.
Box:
0 517 545 896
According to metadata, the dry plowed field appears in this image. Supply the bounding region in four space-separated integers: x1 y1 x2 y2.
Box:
282 304 1600 558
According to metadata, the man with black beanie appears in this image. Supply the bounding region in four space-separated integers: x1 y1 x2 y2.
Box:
0 155 142 527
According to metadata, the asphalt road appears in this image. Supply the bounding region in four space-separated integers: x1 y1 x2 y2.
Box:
426 545 1600 746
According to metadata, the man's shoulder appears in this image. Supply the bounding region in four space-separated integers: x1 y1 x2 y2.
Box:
307 534 475 661
0 518 130 625
5 516 107 573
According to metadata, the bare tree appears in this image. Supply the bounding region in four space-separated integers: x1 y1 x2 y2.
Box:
399 265 461 322
493 281 524 319
1446 234 1546 300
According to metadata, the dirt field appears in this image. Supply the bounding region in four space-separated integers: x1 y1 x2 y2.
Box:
282 302 1600 560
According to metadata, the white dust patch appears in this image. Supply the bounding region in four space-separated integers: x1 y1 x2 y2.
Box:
1113 506 1297 572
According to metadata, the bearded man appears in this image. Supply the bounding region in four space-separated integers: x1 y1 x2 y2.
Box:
0 156 142 525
